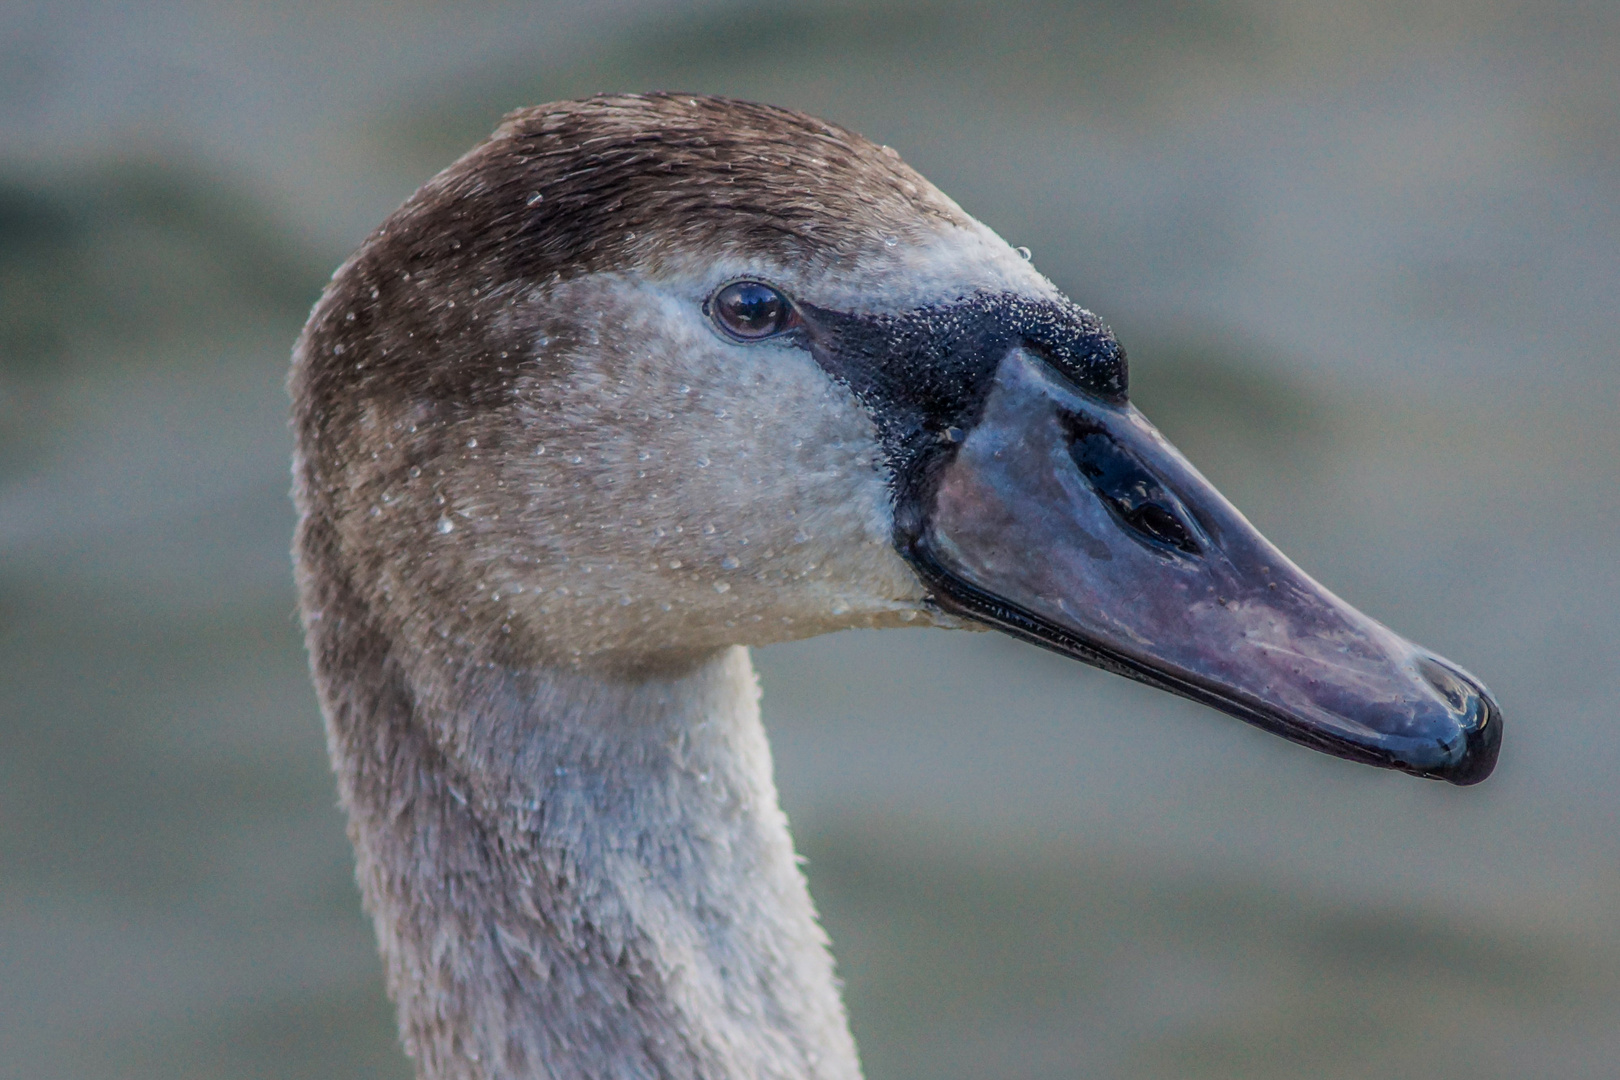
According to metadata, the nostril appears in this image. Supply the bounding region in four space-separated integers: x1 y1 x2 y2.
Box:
1126 502 1197 552
1061 412 1201 556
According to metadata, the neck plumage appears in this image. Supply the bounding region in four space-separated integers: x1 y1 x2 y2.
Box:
305 571 861 1080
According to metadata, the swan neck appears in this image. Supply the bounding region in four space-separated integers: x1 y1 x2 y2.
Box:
317 632 861 1080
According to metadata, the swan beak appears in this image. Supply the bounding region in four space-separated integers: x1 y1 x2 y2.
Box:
902 348 1502 785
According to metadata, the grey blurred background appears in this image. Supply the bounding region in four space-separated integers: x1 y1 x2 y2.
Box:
3 2 1617 1077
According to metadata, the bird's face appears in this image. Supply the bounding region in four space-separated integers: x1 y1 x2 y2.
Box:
464 219 1070 657
296 94 1498 783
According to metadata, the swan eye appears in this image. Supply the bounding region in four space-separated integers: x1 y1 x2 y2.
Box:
709 281 793 340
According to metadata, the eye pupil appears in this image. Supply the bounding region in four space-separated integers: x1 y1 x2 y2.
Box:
713 281 790 339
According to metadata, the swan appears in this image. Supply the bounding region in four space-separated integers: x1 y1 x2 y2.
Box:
289 93 1501 1080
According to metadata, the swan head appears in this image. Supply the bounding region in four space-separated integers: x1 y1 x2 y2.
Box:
292 93 1501 785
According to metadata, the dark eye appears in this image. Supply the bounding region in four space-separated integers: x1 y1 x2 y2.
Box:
709 281 793 340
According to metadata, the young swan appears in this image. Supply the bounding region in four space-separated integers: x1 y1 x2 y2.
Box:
291 93 1500 1080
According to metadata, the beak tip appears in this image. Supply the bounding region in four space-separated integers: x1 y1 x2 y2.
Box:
1409 658 1503 786
1432 692 1503 786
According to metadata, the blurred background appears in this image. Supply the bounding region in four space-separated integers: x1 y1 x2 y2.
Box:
3 1 1618 1077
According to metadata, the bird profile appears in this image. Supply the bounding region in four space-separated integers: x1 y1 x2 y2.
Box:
290 92 1501 1080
